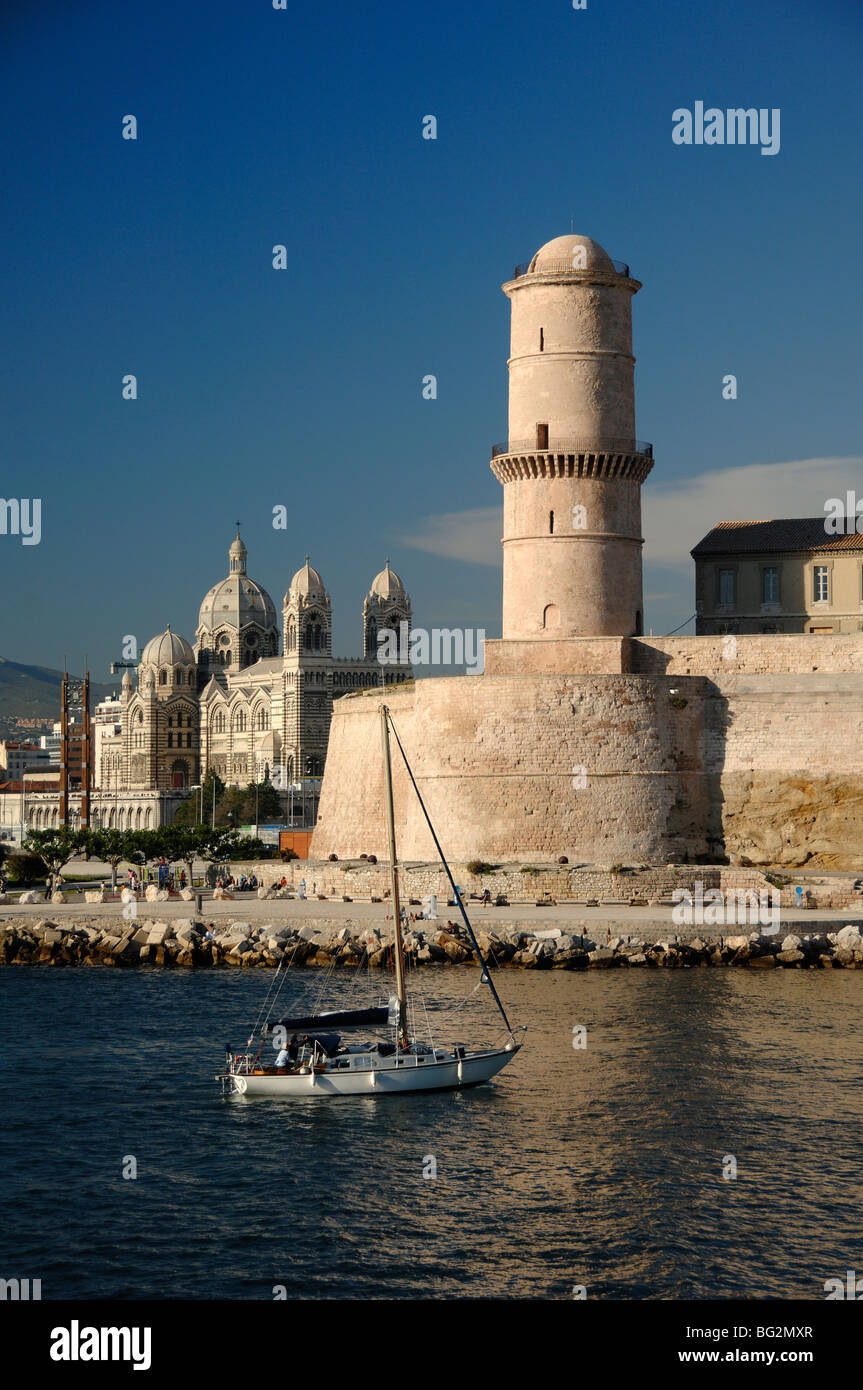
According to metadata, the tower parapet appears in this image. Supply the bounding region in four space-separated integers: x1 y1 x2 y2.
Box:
493 234 653 640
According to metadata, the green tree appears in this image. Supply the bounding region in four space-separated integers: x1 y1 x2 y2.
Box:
87 827 141 891
23 827 88 885
172 769 226 828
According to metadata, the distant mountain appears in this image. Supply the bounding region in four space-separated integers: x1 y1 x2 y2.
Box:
0 659 118 736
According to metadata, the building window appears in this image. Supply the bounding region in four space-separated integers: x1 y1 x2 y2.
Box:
159 669 167 685
719 570 735 605
813 566 829 602
549 510 554 534
539 327 544 352
167 733 173 748
762 567 779 603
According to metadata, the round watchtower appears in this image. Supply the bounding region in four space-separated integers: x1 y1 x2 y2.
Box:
492 234 653 639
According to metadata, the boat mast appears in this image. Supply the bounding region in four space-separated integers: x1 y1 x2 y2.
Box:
381 704 409 1049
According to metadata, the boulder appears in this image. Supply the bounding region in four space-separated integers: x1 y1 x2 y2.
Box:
213 887 234 901
180 888 195 902
776 949 805 965
18 891 44 905
781 934 802 952
145 886 169 902
84 889 106 904
835 925 863 951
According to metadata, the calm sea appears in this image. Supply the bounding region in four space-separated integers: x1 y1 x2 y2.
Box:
1 965 860 1300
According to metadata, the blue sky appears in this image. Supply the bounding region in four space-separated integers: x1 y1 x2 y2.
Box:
1 0 861 673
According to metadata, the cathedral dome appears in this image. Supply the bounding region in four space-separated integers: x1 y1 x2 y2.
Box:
370 560 406 601
198 531 278 634
198 576 278 632
288 558 327 600
141 625 195 667
528 234 614 274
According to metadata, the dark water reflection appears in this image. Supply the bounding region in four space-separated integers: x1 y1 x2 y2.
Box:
1 965 860 1300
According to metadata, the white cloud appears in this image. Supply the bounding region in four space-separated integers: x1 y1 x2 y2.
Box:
644 456 863 569
398 506 501 566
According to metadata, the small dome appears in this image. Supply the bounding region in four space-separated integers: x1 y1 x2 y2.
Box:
528 234 614 274
288 557 327 600
370 560 406 601
141 625 195 668
229 529 247 573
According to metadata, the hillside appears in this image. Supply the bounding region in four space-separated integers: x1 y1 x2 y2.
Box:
0 659 117 738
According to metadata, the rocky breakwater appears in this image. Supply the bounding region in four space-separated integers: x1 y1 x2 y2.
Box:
2 917 863 971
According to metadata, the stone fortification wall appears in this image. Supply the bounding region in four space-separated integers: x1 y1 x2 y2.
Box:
630 634 863 676
309 658 863 869
311 676 705 864
485 633 863 678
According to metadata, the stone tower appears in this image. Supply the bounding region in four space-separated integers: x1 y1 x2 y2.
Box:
491 234 654 640
282 559 333 779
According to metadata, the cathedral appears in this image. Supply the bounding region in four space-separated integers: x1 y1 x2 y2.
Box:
107 531 412 813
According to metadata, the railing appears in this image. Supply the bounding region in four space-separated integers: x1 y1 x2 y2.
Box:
492 438 653 459
513 257 630 278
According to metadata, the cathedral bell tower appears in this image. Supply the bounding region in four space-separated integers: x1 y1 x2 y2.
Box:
491 234 654 639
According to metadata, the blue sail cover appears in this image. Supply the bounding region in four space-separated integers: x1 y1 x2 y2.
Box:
269 1007 390 1031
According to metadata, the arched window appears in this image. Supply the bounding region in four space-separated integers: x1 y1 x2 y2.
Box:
213 710 226 734
159 669 167 685
235 709 247 733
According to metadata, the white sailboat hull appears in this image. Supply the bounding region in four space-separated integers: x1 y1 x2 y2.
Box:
224 1044 520 1099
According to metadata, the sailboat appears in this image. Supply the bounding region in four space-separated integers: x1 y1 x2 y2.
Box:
218 705 524 1098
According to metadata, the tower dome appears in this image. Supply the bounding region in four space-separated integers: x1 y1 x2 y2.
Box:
288 557 328 601
527 233 615 275
369 560 406 601
140 625 196 668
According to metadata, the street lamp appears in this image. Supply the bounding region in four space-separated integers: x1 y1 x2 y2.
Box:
190 783 202 825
